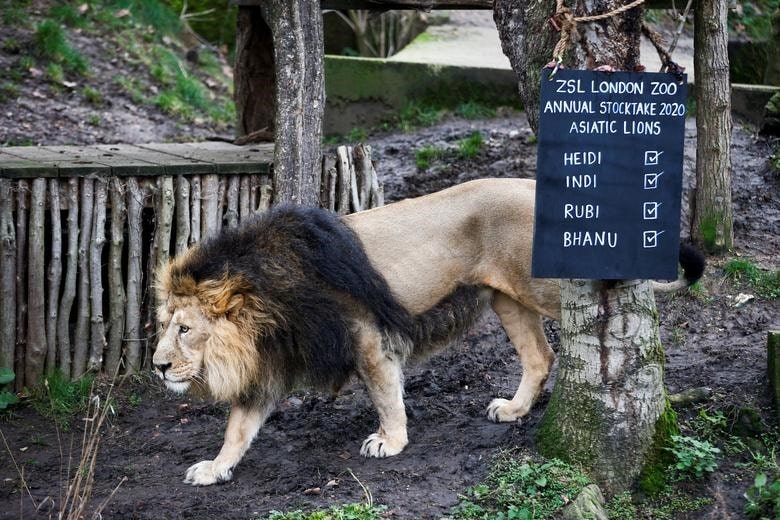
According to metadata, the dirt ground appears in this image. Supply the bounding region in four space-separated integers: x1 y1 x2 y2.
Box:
1 113 779 520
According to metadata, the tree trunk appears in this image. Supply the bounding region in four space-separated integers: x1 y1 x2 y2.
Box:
235 6 276 138
495 0 668 495
691 0 732 252
14 180 28 390
260 0 325 206
88 178 107 372
72 178 94 378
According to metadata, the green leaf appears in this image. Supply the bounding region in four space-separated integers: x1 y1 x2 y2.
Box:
755 473 768 488
0 390 19 409
0 367 14 385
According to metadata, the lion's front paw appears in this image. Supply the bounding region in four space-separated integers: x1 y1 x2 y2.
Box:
486 398 529 423
360 432 408 458
184 460 233 486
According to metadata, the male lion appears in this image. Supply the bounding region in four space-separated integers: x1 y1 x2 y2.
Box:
153 178 704 486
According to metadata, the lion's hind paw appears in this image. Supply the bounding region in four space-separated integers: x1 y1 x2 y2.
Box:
360 432 407 458
486 398 527 423
184 460 233 486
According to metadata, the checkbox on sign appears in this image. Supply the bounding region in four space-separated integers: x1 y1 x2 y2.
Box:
644 151 663 166
643 202 662 220
643 230 665 248
643 172 663 190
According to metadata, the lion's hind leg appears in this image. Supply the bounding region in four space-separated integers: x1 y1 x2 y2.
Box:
355 322 409 458
487 292 555 423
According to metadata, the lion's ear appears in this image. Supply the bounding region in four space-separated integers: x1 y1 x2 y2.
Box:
224 294 245 320
198 278 246 320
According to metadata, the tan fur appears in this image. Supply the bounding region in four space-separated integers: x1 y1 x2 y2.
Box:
155 178 691 486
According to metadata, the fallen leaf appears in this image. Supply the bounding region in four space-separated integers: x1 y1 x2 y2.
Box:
116 8 130 18
19 447 28 452
78 3 89 14
303 487 321 495
338 451 351 460
325 479 339 488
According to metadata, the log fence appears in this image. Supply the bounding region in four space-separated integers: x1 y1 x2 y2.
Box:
0 142 382 390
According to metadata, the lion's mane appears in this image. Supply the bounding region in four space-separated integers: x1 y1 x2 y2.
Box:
158 205 488 404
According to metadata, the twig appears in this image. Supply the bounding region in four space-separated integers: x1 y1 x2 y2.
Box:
347 468 373 508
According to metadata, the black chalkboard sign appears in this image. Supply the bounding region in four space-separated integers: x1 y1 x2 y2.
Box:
531 68 687 280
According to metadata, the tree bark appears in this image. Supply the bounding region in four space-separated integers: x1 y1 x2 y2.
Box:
235 6 276 138
26 178 47 386
57 178 79 378
691 0 732 251
46 179 62 375
0 179 16 374
495 0 667 495
260 0 325 206
105 178 126 376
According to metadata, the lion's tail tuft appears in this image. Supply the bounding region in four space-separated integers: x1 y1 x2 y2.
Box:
652 243 706 292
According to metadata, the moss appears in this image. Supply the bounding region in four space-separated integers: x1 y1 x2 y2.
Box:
535 380 606 464
639 399 680 495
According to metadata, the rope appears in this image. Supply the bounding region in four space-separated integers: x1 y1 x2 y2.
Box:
551 0 646 61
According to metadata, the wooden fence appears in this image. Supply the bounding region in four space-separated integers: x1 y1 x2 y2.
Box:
0 142 382 390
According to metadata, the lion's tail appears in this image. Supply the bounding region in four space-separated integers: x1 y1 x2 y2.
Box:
407 285 492 360
651 243 706 292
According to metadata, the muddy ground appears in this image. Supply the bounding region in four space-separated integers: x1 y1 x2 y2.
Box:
1 113 779 519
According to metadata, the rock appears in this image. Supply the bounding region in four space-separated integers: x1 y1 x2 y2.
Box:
562 484 608 520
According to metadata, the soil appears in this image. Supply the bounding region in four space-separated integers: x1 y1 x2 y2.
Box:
1 110 779 519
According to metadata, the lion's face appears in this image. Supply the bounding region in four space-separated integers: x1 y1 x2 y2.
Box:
153 296 212 394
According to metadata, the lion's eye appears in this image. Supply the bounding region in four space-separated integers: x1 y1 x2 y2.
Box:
179 325 190 334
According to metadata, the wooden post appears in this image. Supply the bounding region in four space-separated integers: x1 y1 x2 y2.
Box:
190 176 202 245
73 178 94 378
235 6 276 138
201 175 220 238
46 179 62 375
769 331 780 423
125 178 144 373
57 178 79 378
105 178 127 375
26 178 47 386
175 176 191 255
15 180 29 390
88 178 107 372
259 0 325 206
0 179 17 374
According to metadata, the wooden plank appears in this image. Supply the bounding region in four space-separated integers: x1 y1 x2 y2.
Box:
41 145 162 176
1 147 109 177
141 142 273 174
0 151 57 178
93 144 216 176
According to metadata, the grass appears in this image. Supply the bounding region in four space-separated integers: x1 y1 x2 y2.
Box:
455 101 496 120
415 145 447 170
458 131 484 158
34 20 89 76
723 258 780 298
29 371 94 429
451 452 591 519
398 101 444 131
265 503 385 520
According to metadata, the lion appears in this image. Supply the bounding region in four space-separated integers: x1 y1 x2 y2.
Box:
153 178 704 486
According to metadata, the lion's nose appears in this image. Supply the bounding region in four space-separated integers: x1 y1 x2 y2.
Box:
155 362 172 376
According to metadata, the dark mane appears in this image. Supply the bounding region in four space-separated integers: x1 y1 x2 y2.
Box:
170 205 415 392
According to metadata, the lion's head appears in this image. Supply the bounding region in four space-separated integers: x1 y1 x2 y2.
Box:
152 252 264 402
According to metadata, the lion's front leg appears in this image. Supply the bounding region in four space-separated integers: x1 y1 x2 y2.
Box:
355 324 409 458
184 402 271 486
